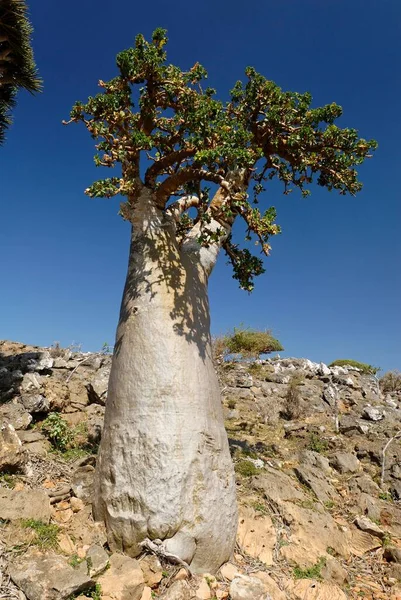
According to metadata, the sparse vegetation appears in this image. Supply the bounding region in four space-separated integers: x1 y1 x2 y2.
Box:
281 374 304 420
293 557 326 580
69 554 83 568
235 460 258 477
329 359 379 375
380 370 401 393
227 399 237 409
309 433 328 454
216 326 283 360
42 412 72 451
22 519 59 550
0 473 16 488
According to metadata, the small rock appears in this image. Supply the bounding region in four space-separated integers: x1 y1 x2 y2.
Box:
141 588 153 600
220 562 240 581
229 575 267 600
20 394 50 413
71 465 95 502
53 507 74 523
9 552 93 600
24 440 50 456
362 405 385 421
354 515 385 539
97 553 144 600
86 367 110 405
196 578 211 599
70 497 85 512
0 422 25 471
174 569 188 581
58 532 76 554
0 488 51 522
160 580 194 599
20 372 42 393
0 402 32 430
140 554 163 588
86 544 110 577
330 452 360 474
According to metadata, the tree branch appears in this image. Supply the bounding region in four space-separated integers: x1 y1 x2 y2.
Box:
165 195 200 221
155 167 229 207
145 148 196 186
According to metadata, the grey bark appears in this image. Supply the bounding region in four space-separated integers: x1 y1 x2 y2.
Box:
93 192 237 573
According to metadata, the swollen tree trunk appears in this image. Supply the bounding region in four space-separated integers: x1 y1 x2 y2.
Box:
93 192 237 573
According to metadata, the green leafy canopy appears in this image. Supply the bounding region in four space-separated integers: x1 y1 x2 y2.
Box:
65 28 377 291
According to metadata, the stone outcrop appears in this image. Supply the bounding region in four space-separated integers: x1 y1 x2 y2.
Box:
0 340 399 599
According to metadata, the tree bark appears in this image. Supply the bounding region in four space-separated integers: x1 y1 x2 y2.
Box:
93 191 237 573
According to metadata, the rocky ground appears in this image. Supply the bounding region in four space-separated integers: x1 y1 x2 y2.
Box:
0 340 400 600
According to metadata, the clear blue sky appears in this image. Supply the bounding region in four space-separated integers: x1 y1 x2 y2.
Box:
1 0 400 371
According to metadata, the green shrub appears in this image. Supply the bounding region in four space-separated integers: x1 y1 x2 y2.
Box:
380 370 401 393
235 460 258 477
220 326 283 359
329 359 379 375
293 557 326 580
309 433 328 454
22 519 59 550
42 412 72 451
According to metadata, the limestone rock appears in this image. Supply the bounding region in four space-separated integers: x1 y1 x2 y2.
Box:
20 372 42 393
85 544 110 577
220 562 240 581
86 366 110 405
97 553 144 600
229 575 268 600
0 488 51 522
9 552 93 600
252 571 286 600
237 506 275 565
71 465 95 502
362 405 384 421
160 580 195 599
330 452 360 474
294 465 337 503
0 422 25 471
286 579 347 600
0 401 32 430
354 515 385 539
195 577 211 599
20 394 50 413
140 554 163 588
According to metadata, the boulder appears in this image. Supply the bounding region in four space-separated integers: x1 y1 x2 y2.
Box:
229 575 268 600
160 580 195 599
9 552 93 600
71 465 95 502
86 366 110 405
20 393 50 413
362 405 384 421
0 401 32 430
330 452 360 474
97 553 145 600
354 515 385 539
0 488 51 522
85 544 110 577
0 422 25 471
